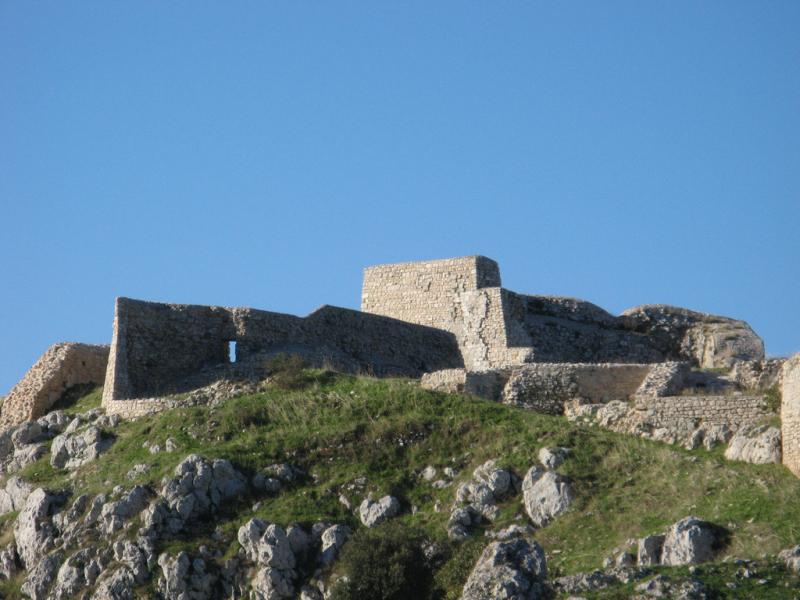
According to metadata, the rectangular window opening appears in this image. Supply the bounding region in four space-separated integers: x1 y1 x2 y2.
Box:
228 340 237 363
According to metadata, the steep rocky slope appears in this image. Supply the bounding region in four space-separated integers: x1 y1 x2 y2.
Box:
0 370 799 599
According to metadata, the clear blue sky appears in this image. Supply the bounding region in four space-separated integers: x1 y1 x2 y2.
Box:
1 2 799 394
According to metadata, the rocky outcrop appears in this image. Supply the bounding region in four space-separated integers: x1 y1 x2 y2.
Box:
724 425 781 464
538 447 570 470
50 423 114 470
619 305 764 369
459 538 547 600
521 466 572 527
449 460 514 539
0 342 108 428
14 488 63 568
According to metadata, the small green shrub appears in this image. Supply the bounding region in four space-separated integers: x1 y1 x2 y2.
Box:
765 385 782 413
265 353 310 390
331 523 434 600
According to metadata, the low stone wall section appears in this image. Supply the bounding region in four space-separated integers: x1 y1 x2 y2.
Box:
0 343 109 427
781 355 800 477
634 394 770 429
501 363 652 414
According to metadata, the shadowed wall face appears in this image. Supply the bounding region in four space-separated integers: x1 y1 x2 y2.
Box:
103 297 464 402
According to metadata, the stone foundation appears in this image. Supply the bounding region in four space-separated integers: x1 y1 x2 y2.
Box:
0 343 109 427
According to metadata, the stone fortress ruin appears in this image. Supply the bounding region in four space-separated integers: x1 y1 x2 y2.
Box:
2 255 800 476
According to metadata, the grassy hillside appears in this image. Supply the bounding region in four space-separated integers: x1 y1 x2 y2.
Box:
6 370 800 598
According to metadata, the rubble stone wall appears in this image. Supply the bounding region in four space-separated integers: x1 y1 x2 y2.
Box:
781 355 800 477
634 394 770 429
0 343 109 427
103 297 463 404
501 363 652 414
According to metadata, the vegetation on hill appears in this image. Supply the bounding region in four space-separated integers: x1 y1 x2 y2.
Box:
4 370 800 598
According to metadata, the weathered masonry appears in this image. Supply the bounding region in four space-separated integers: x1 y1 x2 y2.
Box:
0 343 108 428
782 355 800 477
362 256 764 370
102 297 463 405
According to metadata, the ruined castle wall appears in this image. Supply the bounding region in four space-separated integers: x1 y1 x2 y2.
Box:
781 355 800 477
634 394 769 429
501 363 652 414
103 297 463 405
361 255 501 332
1 343 109 427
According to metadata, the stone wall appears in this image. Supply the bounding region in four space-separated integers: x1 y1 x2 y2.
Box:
633 394 769 429
103 297 463 404
362 256 764 370
781 355 800 477
501 363 652 414
0 343 109 427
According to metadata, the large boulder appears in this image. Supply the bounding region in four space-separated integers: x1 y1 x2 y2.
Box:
724 425 782 464
522 466 572 527
460 538 547 600
661 516 718 566
358 495 401 528
90 568 136 600
320 524 350 566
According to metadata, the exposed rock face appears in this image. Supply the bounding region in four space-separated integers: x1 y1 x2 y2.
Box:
619 305 764 369
14 488 63 568
319 524 350 566
724 425 781 464
20 553 61 600
637 534 666 566
157 454 247 533
538 447 570 470
50 423 114 469
449 460 514 538
0 476 33 515
459 538 547 600
358 495 401 527
660 517 718 566
157 552 216 600
0 342 108 428
730 359 784 391
522 466 572 527
90 567 136 600
238 519 297 599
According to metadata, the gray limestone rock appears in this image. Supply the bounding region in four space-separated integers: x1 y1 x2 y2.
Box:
522 466 573 527
459 538 547 600
50 424 114 469
157 552 216 600
0 475 33 515
90 567 136 600
358 495 401 527
13 487 62 568
637 534 666 566
0 542 20 581
320 524 350 566
724 425 782 464
538 447 570 470
779 545 800 573
20 553 61 600
661 517 718 566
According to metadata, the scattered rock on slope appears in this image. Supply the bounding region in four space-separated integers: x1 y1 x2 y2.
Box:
460 538 547 600
522 466 572 527
358 495 401 527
